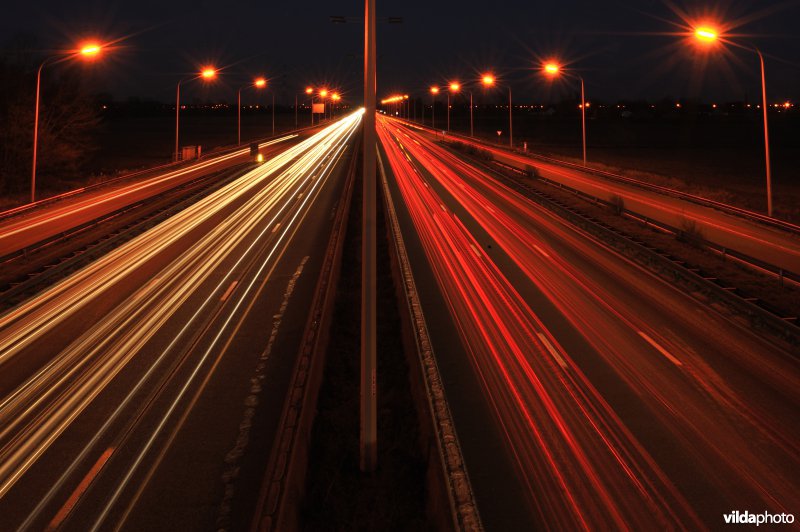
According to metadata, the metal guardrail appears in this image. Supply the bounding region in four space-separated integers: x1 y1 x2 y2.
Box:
0 124 318 222
470 156 800 347
491 160 800 289
394 117 800 236
378 147 483 531
0 164 251 308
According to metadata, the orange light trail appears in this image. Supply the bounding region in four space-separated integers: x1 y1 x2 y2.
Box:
377 115 800 527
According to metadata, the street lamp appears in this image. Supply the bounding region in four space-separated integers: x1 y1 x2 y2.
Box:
481 73 513 147
447 82 460 132
430 86 439 129
175 66 217 162
331 92 341 118
31 41 105 203
319 89 329 122
691 24 774 216
306 86 314 125
238 77 267 146
543 61 587 165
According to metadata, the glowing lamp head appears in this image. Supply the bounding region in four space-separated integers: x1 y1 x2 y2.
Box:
305 86 313 94
482 74 495 86
80 43 101 57
201 68 217 80
332 92 340 101
449 82 460 92
694 26 719 44
544 62 560 77
430 86 440 95
319 89 328 98
254 78 267 88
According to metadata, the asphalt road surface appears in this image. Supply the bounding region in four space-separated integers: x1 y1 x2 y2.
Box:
414 123 800 275
378 116 799 531
0 112 362 531
0 127 326 257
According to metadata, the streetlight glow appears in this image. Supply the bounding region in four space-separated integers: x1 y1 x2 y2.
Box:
254 78 267 88
305 86 313 94
320 89 328 98
430 86 440 94
201 68 217 80
544 62 560 76
80 43 101 56
482 74 495 86
694 26 719 43
449 82 461 92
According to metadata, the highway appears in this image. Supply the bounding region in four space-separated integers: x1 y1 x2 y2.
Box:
378 116 799 530
412 124 800 275
0 127 325 257
0 112 362 531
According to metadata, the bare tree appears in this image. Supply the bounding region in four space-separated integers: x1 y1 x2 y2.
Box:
0 35 101 197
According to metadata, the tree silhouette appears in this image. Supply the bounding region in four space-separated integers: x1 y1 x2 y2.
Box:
0 35 101 197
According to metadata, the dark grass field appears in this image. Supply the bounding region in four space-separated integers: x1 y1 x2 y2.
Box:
7 106 798 220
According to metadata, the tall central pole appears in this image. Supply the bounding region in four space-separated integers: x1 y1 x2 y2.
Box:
361 0 378 473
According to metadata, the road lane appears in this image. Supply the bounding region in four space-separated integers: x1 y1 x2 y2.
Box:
0 129 325 257
378 116 799 530
412 124 800 275
0 112 362 531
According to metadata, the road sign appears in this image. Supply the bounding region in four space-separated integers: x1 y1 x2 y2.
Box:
313 103 325 114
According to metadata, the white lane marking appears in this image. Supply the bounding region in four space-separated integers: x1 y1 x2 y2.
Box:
638 331 683 366
533 244 550 258
536 333 568 369
47 447 115 531
221 281 238 302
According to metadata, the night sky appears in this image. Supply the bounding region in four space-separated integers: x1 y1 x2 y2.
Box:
3 0 799 105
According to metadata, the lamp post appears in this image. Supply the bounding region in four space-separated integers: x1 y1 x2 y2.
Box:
31 42 103 203
238 77 266 146
319 89 328 122
692 25 773 217
430 86 439 129
306 86 314 125
481 73 513 147
447 81 460 132
176 67 217 162
543 62 586 165
331 92 341 118
362 0 377 473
